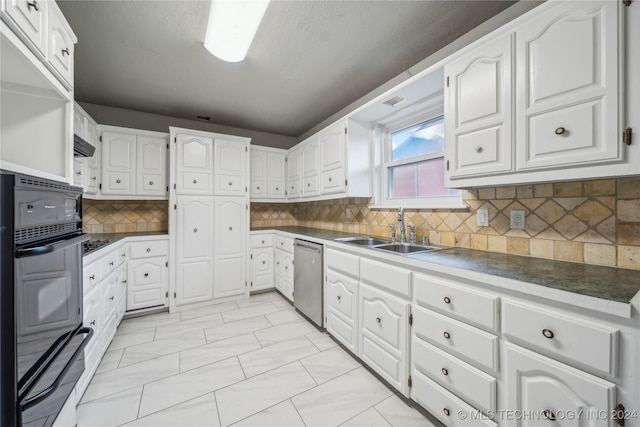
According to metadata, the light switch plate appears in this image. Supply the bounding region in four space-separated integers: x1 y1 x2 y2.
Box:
346 208 351 220
510 210 525 229
477 209 489 227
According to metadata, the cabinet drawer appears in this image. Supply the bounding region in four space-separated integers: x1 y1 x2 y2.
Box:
287 179 300 198
502 299 619 375
101 251 118 277
414 274 498 331
180 172 210 193
414 307 498 372
216 174 242 194
411 370 496 427
83 261 101 294
326 270 358 321
275 235 294 253
251 234 274 248
413 338 496 412
129 240 169 259
325 248 359 278
321 168 345 194
105 172 132 192
360 258 411 297
302 175 318 196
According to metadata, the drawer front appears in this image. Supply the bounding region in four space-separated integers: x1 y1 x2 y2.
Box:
411 370 496 427
251 234 274 248
413 338 497 412
321 168 345 194
414 273 498 331
83 261 102 294
275 235 294 253
129 240 169 259
326 248 359 278
502 299 618 375
360 258 411 297
287 179 300 198
302 175 318 196
326 270 358 321
180 172 210 194
101 251 118 277
414 307 498 372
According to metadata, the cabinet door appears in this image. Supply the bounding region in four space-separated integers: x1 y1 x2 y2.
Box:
267 152 285 199
48 6 74 87
77 284 102 400
101 131 136 195
73 159 84 187
274 250 284 293
85 163 98 194
326 269 358 353
516 1 621 171
319 123 345 171
282 253 294 301
1 0 47 56
250 149 267 199
252 248 273 291
359 283 410 396
175 133 214 195
127 257 168 311
445 35 513 179
287 147 301 182
301 139 319 177
136 136 167 197
175 197 214 306
506 344 616 427
213 197 247 299
214 139 247 196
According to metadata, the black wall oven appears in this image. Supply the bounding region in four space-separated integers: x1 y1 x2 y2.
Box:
1 171 92 427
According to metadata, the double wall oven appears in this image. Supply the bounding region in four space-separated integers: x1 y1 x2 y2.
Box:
1 171 93 427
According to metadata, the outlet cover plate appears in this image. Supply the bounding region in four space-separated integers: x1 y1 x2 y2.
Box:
477 209 489 227
510 210 525 229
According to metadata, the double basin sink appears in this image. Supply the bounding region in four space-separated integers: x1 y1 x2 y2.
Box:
333 236 446 256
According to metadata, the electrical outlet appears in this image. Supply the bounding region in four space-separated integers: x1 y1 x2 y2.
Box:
510 210 526 229
477 209 489 227
346 208 351 220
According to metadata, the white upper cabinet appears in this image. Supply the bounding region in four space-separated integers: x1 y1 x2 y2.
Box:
214 138 247 196
136 136 167 197
101 131 136 195
250 148 268 199
286 146 301 199
267 152 285 198
445 35 513 179
515 1 621 171
250 147 286 201
47 4 73 87
1 0 48 56
319 121 347 195
73 103 100 195
174 131 214 195
301 139 319 197
444 0 630 188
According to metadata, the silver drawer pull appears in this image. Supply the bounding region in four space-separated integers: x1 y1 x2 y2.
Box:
443 408 450 417
144 273 149 277
337 295 341 301
261 240 265 244
441 368 449 376
76 171 82 176
109 261 114 266
262 261 266 265
307 183 311 187
275 187 279 190
92 177 97 180
443 331 451 339
116 179 121 184
110 296 114 300
257 186 260 190
474 146 483 153
542 329 554 339
194 228 198 233
228 181 233 186
328 177 332 182
122 280 127 284
146 248 151 252
149 181 154 185
376 317 381 323
555 127 566 135
121 254 126 258
193 179 198 184
543 410 556 421
443 296 451 304
229 226 233 231
90 275 95 280
27 1 39 11
90 320 96 326
61 48 70 56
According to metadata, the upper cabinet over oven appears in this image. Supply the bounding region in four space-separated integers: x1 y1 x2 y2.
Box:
444 0 635 188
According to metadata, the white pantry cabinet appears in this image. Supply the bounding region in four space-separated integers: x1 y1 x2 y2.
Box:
214 138 248 197
250 146 286 201
444 0 632 188
213 197 247 299
174 130 214 195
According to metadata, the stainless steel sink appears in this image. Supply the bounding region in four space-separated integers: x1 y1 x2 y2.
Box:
373 243 445 254
334 237 391 247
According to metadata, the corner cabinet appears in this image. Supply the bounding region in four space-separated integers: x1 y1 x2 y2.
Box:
444 0 634 188
250 146 286 201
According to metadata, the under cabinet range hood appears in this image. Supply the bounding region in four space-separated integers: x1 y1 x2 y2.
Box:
73 134 96 157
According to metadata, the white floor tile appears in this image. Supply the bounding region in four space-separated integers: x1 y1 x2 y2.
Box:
204 315 272 343
122 392 220 427
265 309 304 326
215 362 316 426
236 292 282 308
271 297 294 310
291 366 394 427
180 333 262 372
76 386 143 427
221 303 280 322
180 301 239 322
300 346 360 384
117 312 180 334
305 330 338 351
154 313 224 341
340 408 392 427
119 329 206 367
238 335 318 377
106 328 155 352
253 320 317 346
375 394 438 427
95 348 124 374
231 400 305 427
138 357 245 417
81 354 179 403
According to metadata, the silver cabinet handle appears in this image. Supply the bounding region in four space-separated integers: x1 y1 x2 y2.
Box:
275 187 279 190
27 0 40 11
337 295 341 301
257 186 260 190
474 146 483 153
193 179 198 184
441 368 449 376
443 296 451 304
262 261 266 265
91 177 97 180
194 228 198 233
228 181 233 186
149 181 154 185
61 48 70 56
144 273 149 278
110 296 114 300
261 240 265 244
122 280 127 283
90 320 96 326
328 177 332 182
443 331 451 339
146 248 151 252
90 275 95 280
76 171 82 176
376 317 381 323
109 261 114 266
307 183 311 187
555 127 566 135
229 227 233 231
121 253 126 258
116 179 121 183
443 408 450 417
542 329 554 339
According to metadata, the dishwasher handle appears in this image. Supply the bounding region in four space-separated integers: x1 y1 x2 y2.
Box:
294 240 322 253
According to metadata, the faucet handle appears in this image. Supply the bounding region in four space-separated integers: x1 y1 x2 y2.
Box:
407 225 416 244
422 235 429 246
389 224 397 243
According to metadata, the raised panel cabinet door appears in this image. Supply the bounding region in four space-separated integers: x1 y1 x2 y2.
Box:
213 197 247 299
136 136 167 197
127 258 167 311
176 197 214 306
516 1 621 170
214 139 247 196
48 6 74 87
445 35 513 179
326 269 358 353
301 140 319 177
319 123 346 171
253 249 272 276
73 159 84 187
250 149 267 198
101 131 135 195
506 344 615 427
2 0 48 56
267 152 285 199
85 163 98 194
175 133 214 195
287 147 301 182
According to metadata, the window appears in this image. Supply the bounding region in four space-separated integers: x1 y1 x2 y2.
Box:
380 116 462 208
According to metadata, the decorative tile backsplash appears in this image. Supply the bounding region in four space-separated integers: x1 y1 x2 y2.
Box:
250 178 640 270
83 200 168 234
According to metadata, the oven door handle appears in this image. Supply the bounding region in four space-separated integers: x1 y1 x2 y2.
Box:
20 327 93 411
16 234 90 258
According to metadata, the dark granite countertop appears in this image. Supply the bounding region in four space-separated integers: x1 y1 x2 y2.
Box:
252 226 640 305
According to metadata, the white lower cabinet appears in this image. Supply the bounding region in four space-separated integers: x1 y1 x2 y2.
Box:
274 233 294 301
251 247 274 291
127 239 169 311
77 283 102 400
325 269 358 353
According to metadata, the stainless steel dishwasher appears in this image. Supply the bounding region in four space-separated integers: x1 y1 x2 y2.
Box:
293 239 324 328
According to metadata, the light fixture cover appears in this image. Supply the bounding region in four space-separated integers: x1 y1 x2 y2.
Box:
204 0 270 63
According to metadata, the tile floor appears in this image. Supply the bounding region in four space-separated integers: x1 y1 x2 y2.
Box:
77 291 438 427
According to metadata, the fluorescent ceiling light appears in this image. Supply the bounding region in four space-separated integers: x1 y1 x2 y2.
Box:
204 0 270 63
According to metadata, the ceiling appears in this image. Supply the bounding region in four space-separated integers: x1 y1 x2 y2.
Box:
58 0 516 138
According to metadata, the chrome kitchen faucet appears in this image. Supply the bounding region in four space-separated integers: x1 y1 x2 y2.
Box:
398 206 406 243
